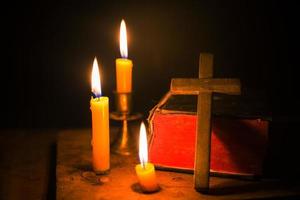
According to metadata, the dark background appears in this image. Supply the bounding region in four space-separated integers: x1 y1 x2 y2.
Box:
1 0 295 129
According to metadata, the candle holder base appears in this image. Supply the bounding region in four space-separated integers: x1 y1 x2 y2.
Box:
111 119 139 156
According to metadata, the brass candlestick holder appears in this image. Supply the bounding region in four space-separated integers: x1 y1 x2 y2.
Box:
110 91 142 155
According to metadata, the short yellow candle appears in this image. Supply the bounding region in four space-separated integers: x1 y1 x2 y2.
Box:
116 19 133 93
90 58 110 174
135 122 159 192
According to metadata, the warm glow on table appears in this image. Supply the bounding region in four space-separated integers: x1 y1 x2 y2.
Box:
135 122 159 192
90 58 110 174
116 19 133 93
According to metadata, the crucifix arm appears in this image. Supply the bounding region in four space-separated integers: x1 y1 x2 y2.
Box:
170 78 241 95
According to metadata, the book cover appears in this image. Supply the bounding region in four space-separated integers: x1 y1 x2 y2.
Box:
148 92 270 177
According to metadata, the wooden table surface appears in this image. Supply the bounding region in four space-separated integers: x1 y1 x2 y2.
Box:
56 128 300 200
0 129 57 200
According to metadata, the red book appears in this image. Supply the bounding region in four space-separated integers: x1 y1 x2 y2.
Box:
148 93 270 177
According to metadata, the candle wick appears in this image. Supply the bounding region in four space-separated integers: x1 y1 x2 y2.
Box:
91 92 102 99
142 161 146 169
91 92 96 99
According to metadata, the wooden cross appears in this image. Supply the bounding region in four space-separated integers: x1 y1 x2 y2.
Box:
170 53 241 193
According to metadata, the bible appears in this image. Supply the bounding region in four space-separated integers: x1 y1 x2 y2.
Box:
148 91 270 177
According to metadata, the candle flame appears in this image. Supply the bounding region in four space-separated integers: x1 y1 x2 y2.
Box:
91 57 101 97
119 19 128 58
139 122 148 168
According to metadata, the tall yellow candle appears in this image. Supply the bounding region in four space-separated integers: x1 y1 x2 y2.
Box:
116 19 133 93
135 122 159 193
90 57 110 174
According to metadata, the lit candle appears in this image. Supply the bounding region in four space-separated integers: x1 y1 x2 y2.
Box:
116 19 133 93
90 57 110 174
135 122 159 192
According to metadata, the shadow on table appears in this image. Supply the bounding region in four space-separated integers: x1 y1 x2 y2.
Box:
209 178 300 199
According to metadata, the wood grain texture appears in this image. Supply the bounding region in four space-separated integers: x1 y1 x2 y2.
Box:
56 129 300 200
194 92 212 192
199 53 214 78
170 78 241 95
195 53 214 192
